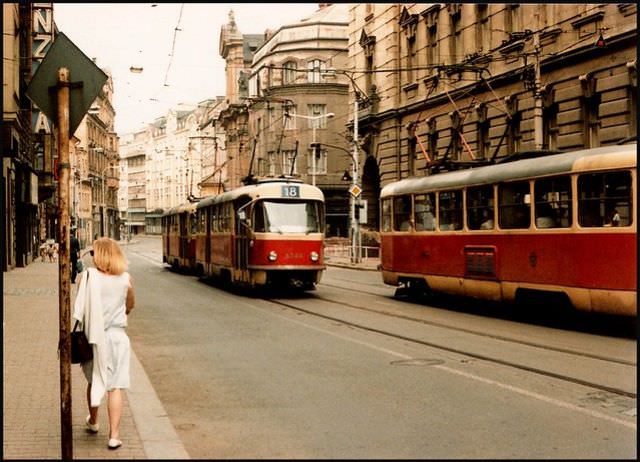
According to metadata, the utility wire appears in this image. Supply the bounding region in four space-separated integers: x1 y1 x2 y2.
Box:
163 3 185 87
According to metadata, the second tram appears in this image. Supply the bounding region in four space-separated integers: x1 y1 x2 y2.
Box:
379 144 637 316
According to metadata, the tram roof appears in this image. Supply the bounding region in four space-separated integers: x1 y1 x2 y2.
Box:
196 180 324 209
162 201 198 217
381 143 637 197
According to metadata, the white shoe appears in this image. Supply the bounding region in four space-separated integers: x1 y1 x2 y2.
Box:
85 415 99 433
108 438 122 450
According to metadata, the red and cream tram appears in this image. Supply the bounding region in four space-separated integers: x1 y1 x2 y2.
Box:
194 178 326 289
379 143 637 316
161 201 199 272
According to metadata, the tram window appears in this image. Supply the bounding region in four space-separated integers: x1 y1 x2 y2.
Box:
467 185 494 230
259 200 321 233
534 176 571 228
438 190 463 231
414 193 436 231
498 181 531 229
189 213 198 234
393 196 412 231
211 206 219 233
381 199 392 232
220 203 231 232
198 210 205 233
578 171 632 227
253 201 266 232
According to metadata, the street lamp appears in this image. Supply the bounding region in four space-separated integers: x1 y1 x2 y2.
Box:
284 111 335 186
322 69 367 263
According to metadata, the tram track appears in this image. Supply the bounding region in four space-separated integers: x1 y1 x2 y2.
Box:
264 294 637 399
316 283 636 367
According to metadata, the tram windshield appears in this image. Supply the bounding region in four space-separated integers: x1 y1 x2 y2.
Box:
253 200 323 234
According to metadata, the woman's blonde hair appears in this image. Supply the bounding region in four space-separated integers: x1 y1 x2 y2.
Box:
92 237 128 275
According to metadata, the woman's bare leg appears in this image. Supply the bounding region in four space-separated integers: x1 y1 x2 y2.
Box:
86 383 99 424
107 389 123 439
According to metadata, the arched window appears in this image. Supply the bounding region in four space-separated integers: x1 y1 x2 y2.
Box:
307 59 325 83
283 61 297 84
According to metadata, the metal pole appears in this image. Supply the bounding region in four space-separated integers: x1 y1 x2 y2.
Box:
56 67 73 460
312 124 316 186
351 95 360 264
533 23 543 150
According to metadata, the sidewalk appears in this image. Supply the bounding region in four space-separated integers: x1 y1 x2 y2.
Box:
2 255 188 459
324 255 380 271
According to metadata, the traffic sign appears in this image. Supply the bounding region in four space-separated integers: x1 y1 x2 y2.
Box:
348 184 362 198
25 32 108 137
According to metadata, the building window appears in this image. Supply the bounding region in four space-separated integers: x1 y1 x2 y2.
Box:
283 107 296 130
267 151 276 176
542 87 558 150
307 59 325 83
283 61 297 85
476 4 489 52
449 6 462 64
627 63 637 139
427 117 438 159
450 111 462 161
504 4 520 34
580 75 600 148
476 103 490 160
307 148 327 174
426 23 438 68
506 96 521 154
282 150 297 175
307 104 328 128
406 35 416 83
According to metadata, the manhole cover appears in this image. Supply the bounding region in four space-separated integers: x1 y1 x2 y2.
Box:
390 358 445 366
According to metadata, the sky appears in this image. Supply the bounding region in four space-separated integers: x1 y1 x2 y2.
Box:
53 3 322 136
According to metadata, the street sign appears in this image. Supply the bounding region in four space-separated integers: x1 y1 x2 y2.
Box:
25 32 108 137
348 184 362 198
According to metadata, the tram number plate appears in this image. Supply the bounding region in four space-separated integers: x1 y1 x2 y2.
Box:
281 185 300 198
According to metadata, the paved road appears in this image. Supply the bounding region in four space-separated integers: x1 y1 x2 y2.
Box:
125 236 637 459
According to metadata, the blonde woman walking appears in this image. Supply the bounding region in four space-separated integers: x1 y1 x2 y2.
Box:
73 237 136 450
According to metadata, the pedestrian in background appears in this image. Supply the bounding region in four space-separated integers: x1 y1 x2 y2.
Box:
72 237 136 450
70 228 81 283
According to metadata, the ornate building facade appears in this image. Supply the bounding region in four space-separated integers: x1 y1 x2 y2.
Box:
348 3 637 230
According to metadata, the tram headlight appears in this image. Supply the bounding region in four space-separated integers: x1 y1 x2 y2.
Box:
310 251 319 262
268 250 278 262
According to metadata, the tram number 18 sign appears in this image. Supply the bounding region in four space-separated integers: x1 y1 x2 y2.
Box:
281 185 300 198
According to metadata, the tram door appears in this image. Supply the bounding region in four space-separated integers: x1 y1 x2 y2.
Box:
179 213 188 260
163 217 170 260
204 208 211 267
234 198 251 275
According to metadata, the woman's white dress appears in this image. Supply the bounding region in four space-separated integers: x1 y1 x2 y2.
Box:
81 270 131 391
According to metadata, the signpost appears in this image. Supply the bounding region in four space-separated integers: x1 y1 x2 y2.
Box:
26 32 108 460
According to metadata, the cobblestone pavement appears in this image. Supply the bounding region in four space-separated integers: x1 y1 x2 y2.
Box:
3 258 146 459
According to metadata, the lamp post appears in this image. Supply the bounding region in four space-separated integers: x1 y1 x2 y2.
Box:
284 112 335 185
322 69 367 264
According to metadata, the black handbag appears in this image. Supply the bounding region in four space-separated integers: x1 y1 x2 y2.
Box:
71 319 93 364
